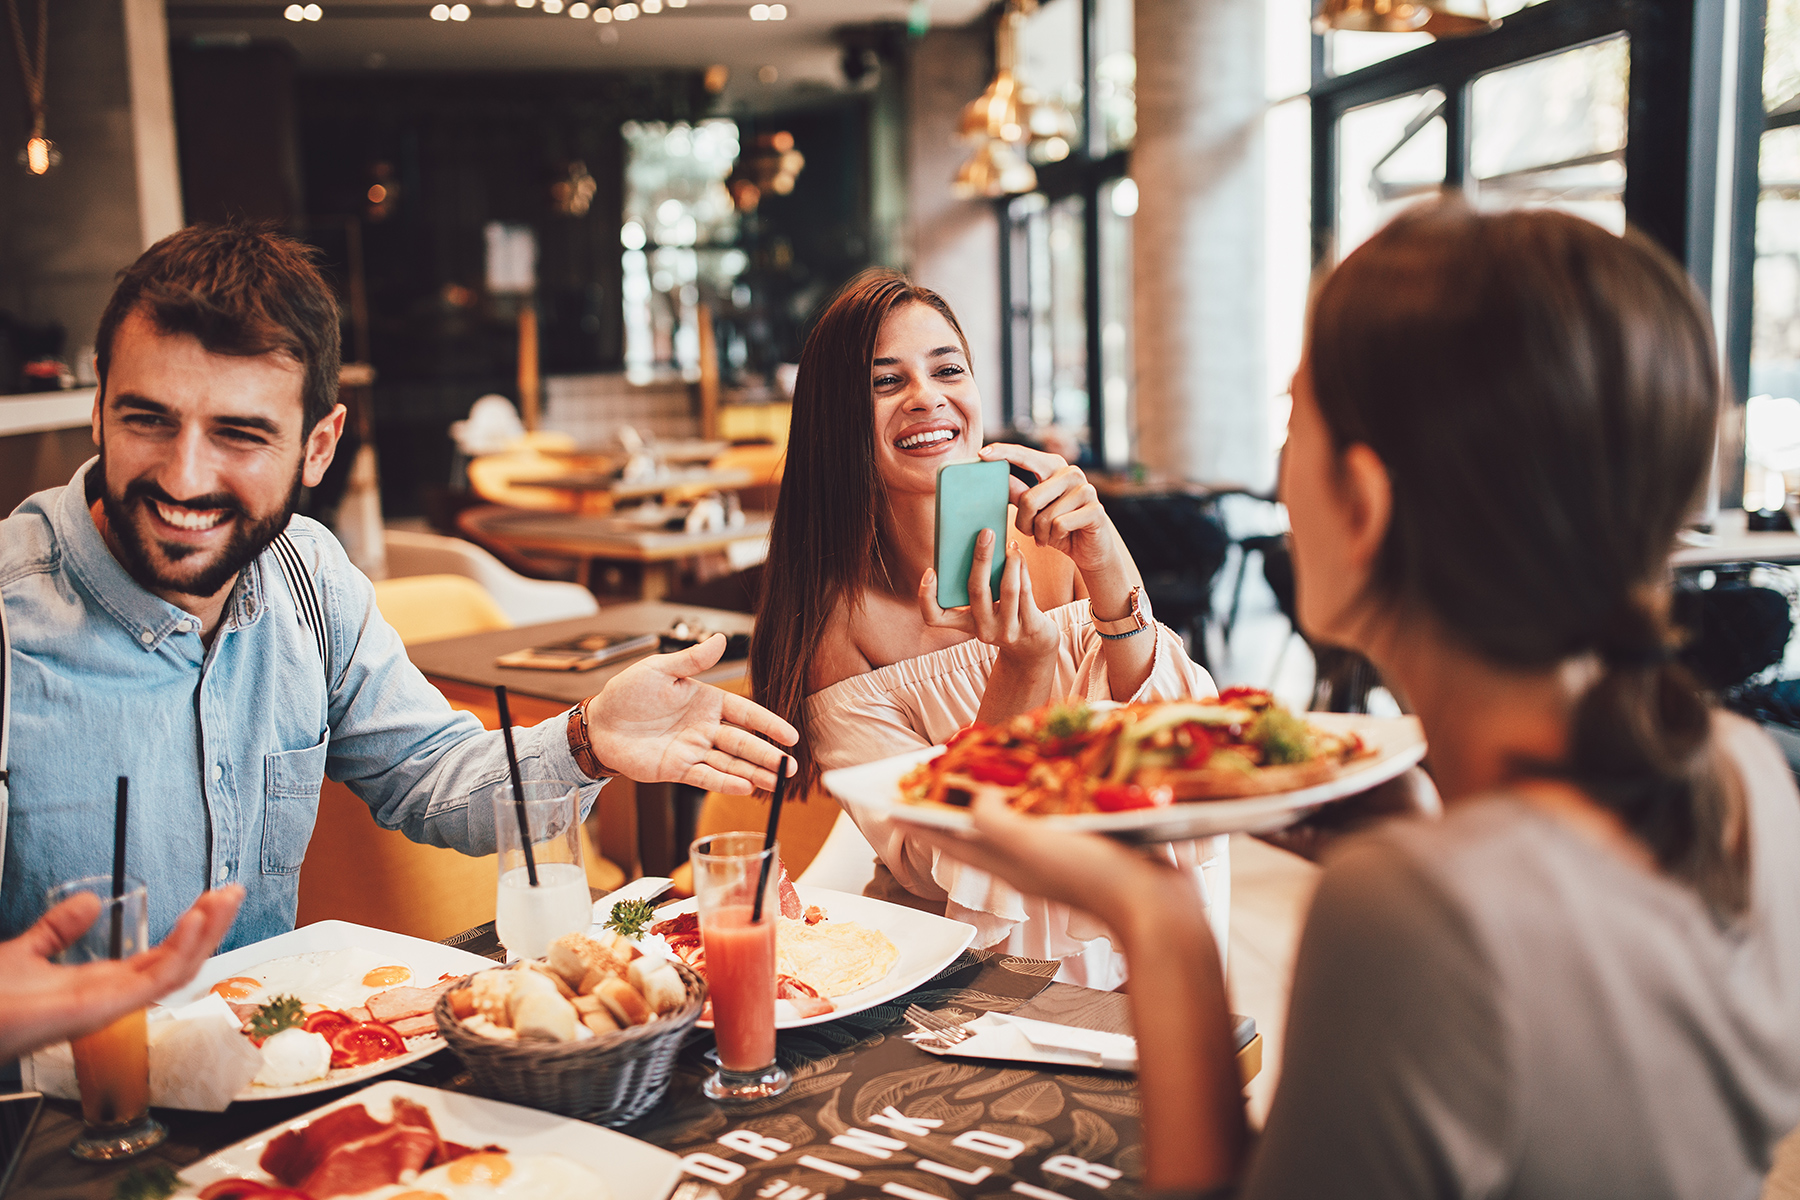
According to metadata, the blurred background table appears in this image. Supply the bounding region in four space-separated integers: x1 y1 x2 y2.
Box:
458 507 771 600
406 600 756 879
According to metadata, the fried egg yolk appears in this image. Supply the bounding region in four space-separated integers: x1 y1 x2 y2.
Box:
210 977 262 1001
362 965 413 988
447 1154 512 1186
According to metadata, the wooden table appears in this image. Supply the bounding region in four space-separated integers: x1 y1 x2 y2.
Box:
461 508 771 600
7 928 1230 1200
1672 507 1800 567
406 601 756 878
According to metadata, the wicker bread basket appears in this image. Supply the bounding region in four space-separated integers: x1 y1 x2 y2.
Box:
434 959 706 1127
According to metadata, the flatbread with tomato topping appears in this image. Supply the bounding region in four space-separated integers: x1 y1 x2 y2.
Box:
898 689 1376 815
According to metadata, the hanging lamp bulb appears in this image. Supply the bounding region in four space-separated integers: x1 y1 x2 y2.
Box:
1314 0 1492 35
958 0 1030 143
952 138 1037 199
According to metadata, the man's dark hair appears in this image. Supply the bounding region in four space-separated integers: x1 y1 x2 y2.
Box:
95 223 342 432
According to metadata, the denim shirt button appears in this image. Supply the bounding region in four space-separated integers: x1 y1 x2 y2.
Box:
211 764 223 782
139 630 154 644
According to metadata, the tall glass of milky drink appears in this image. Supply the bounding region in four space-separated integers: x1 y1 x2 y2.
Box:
492 781 592 961
691 832 791 1103
46 877 165 1161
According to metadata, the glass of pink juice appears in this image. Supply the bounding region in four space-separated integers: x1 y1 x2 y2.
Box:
692 832 791 1103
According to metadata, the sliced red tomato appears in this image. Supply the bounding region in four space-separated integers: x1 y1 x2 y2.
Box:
329 1020 406 1069
1216 686 1271 705
1091 782 1173 812
1179 724 1219 768
965 757 1030 786
303 1009 355 1041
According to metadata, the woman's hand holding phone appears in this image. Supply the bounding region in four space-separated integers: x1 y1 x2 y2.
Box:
919 528 1059 665
977 443 1133 593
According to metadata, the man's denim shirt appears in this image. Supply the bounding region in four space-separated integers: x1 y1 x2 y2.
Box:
0 459 600 950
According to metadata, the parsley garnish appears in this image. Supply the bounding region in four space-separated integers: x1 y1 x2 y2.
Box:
1249 708 1313 765
1042 703 1093 741
247 994 305 1041
113 1163 180 1200
605 898 656 939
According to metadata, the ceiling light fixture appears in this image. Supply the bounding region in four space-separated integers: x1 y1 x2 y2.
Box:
749 3 768 16
542 0 563 11
430 2 449 16
642 0 661 13
767 3 785 17
593 4 611 19
1312 0 1494 35
569 1 589 14
613 2 638 17
450 3 469 18
284 3 304 18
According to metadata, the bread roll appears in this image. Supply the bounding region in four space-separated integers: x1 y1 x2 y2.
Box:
628 957 686 1014
581 1008 621 1037
594 975 652 1027
548 933 601 989
505 968 565 1024
513 991 578 1042
525 958 575 998
450 987 477 1020
470 968 516 1025
579 963 623 995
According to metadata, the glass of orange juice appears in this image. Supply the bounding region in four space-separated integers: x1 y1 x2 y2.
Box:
691 832 790 1104
45 876 165 1161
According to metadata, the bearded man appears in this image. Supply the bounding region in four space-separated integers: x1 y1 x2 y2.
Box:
0 224 795 951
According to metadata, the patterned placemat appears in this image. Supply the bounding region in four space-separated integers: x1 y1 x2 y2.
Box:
629 949 1143 1200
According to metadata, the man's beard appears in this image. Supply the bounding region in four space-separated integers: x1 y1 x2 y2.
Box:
100 459 304 600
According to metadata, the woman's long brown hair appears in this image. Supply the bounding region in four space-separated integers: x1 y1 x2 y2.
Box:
1310 199 1748 913
751 269 971 796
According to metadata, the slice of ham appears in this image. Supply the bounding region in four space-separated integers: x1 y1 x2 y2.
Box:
342 1006 371 1023
260 1105 387 1186
364 978 457 1024
386 1013 440 1039
777 860 802 920
298 1121 438 1197
777 974 834 1018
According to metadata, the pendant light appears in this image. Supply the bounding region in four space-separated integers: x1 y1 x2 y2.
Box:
7 0 58 175
952 138 1036 200
1313 0 1494 36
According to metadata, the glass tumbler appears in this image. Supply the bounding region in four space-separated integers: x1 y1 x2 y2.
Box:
46 876 165 1162
691 831 790 1103
492 780 591 961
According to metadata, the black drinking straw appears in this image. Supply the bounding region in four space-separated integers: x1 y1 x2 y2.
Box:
110 776 128 960
494 685 539 887
750 757 792 924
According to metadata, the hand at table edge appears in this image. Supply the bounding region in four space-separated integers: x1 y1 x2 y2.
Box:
0 884 245 1062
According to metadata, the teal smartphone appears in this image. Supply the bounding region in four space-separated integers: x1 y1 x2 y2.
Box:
934 459 1011 609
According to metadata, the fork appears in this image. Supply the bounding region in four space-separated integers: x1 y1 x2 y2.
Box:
904 1003 975 1045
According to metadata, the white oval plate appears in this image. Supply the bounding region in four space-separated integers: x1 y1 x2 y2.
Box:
628 885 976 1030
161 920 500 1101
176 1080 683 1200
822 713 1427 844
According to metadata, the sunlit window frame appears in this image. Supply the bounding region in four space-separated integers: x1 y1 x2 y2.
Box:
1310 0 1765 508
994 0 1131 466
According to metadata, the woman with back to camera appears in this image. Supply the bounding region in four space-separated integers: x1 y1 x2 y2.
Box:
751 270 1218 988
926 199 1800 1198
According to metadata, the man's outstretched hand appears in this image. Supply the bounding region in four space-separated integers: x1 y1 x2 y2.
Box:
0 885 244 1062
585 633 798 794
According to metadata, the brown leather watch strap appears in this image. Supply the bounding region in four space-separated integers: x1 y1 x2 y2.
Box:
566 702 612 780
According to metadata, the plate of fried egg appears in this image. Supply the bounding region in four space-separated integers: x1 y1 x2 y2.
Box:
175 1079 683 1200
160 920 500 1101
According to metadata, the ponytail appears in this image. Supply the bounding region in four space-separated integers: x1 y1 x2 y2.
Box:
1566 599 1748 914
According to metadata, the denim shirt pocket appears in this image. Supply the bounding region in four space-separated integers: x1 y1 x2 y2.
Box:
262 736 329 876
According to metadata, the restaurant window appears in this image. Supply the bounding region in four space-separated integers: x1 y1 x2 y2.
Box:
620 120 745 384
997 0 1135 468
1468 35 1630 232
1746 0 1800 505
1336 89 1447 255
1310 0 1713 277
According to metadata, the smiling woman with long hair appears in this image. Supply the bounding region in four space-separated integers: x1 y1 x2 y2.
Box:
751 270 1217 986
926 200 1800 1198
